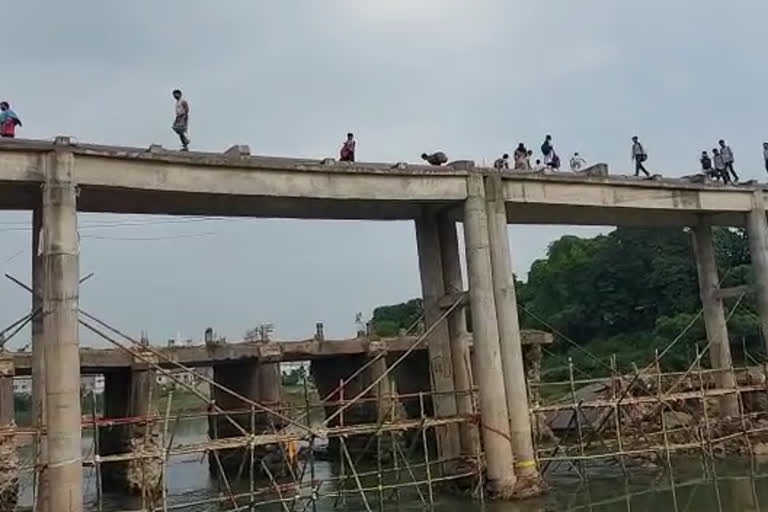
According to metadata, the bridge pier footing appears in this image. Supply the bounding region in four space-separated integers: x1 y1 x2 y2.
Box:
100 352 162 503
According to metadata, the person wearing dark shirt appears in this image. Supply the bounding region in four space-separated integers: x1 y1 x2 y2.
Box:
494 153 510 170
421 152 448 166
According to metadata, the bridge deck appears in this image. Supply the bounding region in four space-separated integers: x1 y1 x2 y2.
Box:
0 138 761 226
9 331 553 376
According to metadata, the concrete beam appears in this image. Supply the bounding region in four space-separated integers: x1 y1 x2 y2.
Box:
714 285 753 300
9 332 553 375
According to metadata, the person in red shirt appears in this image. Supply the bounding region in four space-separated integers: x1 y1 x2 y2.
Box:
340 132 356 162
0 102 21 138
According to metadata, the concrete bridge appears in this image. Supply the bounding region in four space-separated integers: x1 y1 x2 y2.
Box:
9 330 552 375
3 136 768 508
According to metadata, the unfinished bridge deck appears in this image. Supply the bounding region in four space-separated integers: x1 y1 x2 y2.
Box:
0 137 762 226
9 330 552 375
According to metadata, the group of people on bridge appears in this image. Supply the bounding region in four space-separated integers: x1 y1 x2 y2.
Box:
4 90 768 184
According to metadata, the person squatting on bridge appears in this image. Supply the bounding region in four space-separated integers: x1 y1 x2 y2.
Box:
569 152 587 172
718 139 738 182
0 102 21 138
631 136 650 177
702 150 727 183
172 89 190 151
340 132 356 162
421 151 448 166
494 153 510 170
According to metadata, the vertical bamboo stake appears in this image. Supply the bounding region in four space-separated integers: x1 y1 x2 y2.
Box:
303 375 317 512
249 405 255 512
161 391 173 512
91 391 103 512
338 378 346 507
655 350 678 512
376 388 384 512
389 374 400 504
471 381 484 506
569 358 587 480
419 392 434 507
695 345 714 468
610 354 627 476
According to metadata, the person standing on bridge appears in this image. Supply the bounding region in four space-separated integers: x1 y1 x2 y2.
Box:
718 139 738 182
172 89 190 151
763 142 768 174
631 136 650 177
541 135 554 165
340 132 356 162
712 148 730 184
0 102 22 138
421 151 448 166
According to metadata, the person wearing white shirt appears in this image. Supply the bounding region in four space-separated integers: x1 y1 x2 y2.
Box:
570 152 587 172
763 142 768 174
718 139 738 182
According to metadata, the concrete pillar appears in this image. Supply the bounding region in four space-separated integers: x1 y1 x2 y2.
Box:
367 341 391 422
484 175 542 495
31 202 49 512
414 209 461 464
310 355 378 456
692 220 739 418
747 191 768 355
437 215 480 456
100 355 161 502
41 149 83 511
209 358 284 475
0 353 18 512
462 173 516 498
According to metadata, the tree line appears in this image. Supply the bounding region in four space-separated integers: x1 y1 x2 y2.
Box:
371 227 761 377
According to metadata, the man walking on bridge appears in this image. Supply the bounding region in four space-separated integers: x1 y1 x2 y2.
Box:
631 136 649 177
0 102 22 138
172 89 190 151
718 139 738 182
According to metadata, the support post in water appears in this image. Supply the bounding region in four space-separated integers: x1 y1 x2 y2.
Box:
462 172 517 498
484 174 545 497
692 218 739 418
414 207 461 465
438 214 480 456
746 191 768 355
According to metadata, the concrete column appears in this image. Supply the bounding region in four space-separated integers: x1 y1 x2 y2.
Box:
367 341 391 422
747 191 768 355
0 353 18 512
484 175 542 495
210 363 260 474
258 362 281 428
41 149 83 511
31 202 49 512
437 215 480 456
414 209 461 464
100 356 161 502
692 220 739 418
462 173 516 498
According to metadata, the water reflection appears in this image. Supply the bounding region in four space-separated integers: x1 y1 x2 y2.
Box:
12 420 768 511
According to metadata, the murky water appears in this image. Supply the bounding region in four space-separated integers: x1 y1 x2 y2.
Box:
13 420 768 511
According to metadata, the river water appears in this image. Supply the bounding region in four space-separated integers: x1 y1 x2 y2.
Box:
14 420 768 511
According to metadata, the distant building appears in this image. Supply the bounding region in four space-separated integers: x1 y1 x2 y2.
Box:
281 361 309 375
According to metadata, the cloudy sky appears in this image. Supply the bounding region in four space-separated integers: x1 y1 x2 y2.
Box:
2 1 768 345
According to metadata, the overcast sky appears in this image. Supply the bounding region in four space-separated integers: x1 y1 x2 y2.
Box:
2 1 768 345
